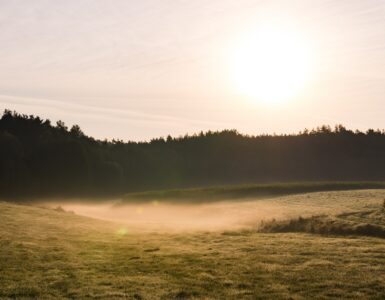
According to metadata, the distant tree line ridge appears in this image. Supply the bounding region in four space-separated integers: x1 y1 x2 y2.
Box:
1 109 385 199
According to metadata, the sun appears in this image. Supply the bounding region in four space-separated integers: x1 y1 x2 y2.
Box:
231 23 312 105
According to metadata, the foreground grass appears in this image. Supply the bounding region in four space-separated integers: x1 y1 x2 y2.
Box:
122 181 385 203
1 192 385 299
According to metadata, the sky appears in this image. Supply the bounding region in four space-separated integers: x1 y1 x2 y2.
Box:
1 0 385 141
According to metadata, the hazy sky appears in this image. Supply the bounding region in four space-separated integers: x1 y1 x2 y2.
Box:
1 0 385 141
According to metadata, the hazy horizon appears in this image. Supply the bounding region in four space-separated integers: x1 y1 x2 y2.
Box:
1 0 385 141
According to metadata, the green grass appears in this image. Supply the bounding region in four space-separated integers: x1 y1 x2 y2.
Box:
122 181 385 203
260 210 385 238
1 190 385 299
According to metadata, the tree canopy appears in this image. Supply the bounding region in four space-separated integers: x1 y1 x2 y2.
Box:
1 109 385 200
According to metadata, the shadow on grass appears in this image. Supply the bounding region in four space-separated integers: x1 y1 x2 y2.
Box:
121 181 385 204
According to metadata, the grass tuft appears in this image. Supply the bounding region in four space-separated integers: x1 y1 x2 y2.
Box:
260 205 385 238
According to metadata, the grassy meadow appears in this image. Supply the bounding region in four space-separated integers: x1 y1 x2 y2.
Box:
1 186 385 299
122 181 385 203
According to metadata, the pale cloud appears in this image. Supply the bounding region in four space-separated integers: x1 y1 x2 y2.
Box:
0 0 385 140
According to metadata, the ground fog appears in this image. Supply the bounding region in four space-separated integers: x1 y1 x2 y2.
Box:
42 190 384 232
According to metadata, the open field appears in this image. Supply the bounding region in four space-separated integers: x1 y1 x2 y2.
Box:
122 181 385 203
1 189 385 299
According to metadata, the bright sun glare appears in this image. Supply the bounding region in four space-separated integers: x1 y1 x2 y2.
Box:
232 23 312 105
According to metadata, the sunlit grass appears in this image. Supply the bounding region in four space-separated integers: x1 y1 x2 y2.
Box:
1 190 385 299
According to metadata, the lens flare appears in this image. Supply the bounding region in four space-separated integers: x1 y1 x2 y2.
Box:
116 227 128 236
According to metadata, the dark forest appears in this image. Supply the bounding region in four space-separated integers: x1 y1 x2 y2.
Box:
1 109 385 199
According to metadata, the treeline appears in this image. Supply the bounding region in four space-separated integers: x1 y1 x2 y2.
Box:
1 109 385 199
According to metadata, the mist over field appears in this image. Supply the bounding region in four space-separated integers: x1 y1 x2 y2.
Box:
43 200 288 231
41 189 383 232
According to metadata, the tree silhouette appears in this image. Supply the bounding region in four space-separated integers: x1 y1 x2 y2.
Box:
1 109 385 200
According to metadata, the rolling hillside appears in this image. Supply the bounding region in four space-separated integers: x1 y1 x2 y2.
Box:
1 189 385 299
